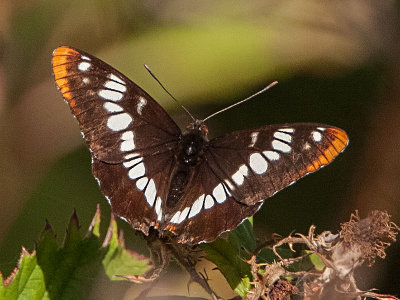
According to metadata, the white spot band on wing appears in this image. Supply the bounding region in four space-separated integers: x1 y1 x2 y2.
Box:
178 207 190 223
212 184 226 203
263 150 280 161
106 113 132 131
279 128 294 133
99 89 123 102
274 131 292 143
104 80 127 93
120 130 135 152
136 177 148 191
144 179 157 206
204 195 214 209
249 152 268 174
272 140 291 153
108 74 125 85
128 162 145 180
103 102 124 113
188 194 205 218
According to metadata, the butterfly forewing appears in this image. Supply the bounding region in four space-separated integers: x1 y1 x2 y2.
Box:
206 123 348 206
52 46 181 163
53 46 349 244
52 46 180 234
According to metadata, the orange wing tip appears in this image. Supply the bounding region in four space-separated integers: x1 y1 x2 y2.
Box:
52 46 79 58
52 46 80 74
302 127 349 176
329 128 349 153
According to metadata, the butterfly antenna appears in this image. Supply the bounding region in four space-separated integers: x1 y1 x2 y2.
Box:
144 64 196 121
202 81 278 122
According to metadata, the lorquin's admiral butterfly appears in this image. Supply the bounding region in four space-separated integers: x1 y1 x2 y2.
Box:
52 46 348 244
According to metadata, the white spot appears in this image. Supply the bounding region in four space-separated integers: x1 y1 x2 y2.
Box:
81 55 91 61
119 216 128 223
104 80 127 93
274 131 292 143
136 177 148 191
128 162 145 180
204 195 214 209
123 156 142 168
312 131 323 142
272 140 291 153
103 102 124 113
189 195 205 218
279 128 294 133
249 132 259 147
144 179 157 206
78 61 91 72
232 170 245 186
212 184 226 203
82 77 90 84
239 164 249 176
120 130 135 152
109 74 125 85
98 89 123 102
137 97 147 115
303 142 311 150
121 130 134 141
249 152 268 174
104 195 111 205
263 150 280 161
317 127 326 131
107 113 132 131
155 197 162 221
170 211 181 223
178 207 190 223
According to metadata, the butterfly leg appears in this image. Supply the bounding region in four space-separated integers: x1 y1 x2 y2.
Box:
166 242 221 300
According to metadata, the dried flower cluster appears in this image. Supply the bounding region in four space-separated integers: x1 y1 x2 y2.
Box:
246 210 399 300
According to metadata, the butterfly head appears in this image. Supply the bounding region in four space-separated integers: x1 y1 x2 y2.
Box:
186 119 209 140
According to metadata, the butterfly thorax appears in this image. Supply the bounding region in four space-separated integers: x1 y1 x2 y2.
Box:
166 121 208 209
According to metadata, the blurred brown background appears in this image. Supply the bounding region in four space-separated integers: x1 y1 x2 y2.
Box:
0 1 399 298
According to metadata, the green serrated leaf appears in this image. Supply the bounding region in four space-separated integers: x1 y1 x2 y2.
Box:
228 217 256 252
102 215 150 280
1 248 49 300
0 207 150 299
200 219 255 297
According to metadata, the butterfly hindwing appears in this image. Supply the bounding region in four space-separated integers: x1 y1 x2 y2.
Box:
162 157 262 243
92 152 177 234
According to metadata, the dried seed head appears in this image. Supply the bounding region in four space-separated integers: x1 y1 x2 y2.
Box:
340 210 399 265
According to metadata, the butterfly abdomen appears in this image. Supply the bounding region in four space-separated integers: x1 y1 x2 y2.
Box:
166 130 206 209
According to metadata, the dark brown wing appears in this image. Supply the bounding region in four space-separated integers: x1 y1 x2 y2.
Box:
52 46 181 234
163 123 348 243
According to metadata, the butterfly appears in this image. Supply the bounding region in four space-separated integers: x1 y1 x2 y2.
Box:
52 46 348 244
